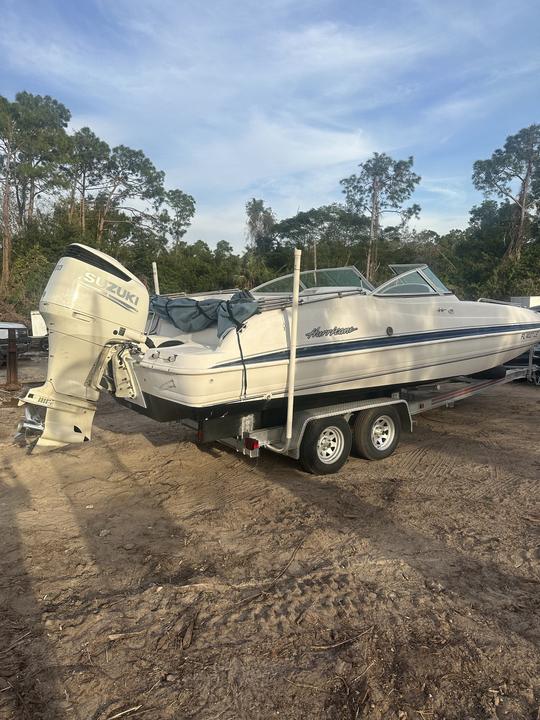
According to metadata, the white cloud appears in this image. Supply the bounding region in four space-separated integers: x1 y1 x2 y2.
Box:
1 0 539 248
184 202 247 247
420 177 466 199
68 114 125 147
411 212 469 235
276 22 426 75
172 113 372 192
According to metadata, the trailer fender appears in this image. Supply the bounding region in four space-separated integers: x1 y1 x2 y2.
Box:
350 399 412 434
283 397 413 460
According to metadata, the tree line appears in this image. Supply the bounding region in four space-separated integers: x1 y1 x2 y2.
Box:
1 91 539 318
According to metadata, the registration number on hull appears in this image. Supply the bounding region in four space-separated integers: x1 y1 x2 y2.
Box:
521 330 540 341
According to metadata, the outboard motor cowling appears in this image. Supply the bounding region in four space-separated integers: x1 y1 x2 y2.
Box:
18 244 149 451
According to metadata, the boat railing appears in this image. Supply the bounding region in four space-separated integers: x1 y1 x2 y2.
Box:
256 288 369 312
155 287 368 309
162 288 242 299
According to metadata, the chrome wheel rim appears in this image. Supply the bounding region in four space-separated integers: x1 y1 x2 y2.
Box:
370 415 395 451
316 426 345 464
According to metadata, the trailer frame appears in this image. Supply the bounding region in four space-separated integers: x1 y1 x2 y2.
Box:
181 358 537 474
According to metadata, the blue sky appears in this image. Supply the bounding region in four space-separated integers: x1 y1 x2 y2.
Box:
1 0 539 249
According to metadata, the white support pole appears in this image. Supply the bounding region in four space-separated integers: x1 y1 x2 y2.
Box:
285 248 302 442
152 261 160 295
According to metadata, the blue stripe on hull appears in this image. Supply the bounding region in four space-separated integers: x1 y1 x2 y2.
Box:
215 322 540 368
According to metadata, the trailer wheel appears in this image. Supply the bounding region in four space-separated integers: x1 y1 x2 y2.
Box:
353 407 401 460
299 417 352 475
40 337 49 353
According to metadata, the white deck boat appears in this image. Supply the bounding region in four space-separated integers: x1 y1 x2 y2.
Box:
18 244 540 450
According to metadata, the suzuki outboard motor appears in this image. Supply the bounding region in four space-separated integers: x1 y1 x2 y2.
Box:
18 244 149 451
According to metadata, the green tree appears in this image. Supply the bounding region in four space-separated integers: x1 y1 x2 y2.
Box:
1 92 71 294
93 145 195 248
65 126 110 233
340 153 421 281
13 92 71 225
214 240 242 288
95 144 165 246
472 124 540 260
441 201 514 298
6 244 54 314
162 188 196 243
275 204 369 271
0 96 19 294
245 198 276 256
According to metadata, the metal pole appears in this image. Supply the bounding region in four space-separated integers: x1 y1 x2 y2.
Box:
5 328 20 390
285 248 302 442
152 261 160 295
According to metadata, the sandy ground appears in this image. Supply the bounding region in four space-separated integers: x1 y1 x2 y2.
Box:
0 356 539 720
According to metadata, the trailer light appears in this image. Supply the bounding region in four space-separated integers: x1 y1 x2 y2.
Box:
244 437 259 450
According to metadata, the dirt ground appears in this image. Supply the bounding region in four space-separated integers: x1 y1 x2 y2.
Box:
0 355 539 720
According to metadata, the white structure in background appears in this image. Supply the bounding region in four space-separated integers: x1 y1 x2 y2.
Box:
30 310 49 351
30 310 47 338
511 296 540 308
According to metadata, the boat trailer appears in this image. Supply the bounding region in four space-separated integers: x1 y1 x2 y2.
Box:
180 252 539 474
182 359 538 475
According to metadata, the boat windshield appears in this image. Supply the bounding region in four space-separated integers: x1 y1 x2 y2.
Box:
253 267 374 294
374 265 452 296
252 264 450 297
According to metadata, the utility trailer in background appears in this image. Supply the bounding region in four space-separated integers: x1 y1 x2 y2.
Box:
182 360 538 475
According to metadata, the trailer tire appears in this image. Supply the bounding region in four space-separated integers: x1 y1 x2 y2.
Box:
299 417 352 475
353 407 401 460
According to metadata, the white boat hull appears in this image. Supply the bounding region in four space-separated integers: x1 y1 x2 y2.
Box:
131 294 540 417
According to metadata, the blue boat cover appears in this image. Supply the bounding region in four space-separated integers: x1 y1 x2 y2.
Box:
149 290 259 338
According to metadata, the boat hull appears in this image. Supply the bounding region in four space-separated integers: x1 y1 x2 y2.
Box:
128 294 540 420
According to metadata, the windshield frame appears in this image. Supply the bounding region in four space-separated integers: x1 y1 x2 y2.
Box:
253 266 374 294
252 264 452 298
373 265 453 297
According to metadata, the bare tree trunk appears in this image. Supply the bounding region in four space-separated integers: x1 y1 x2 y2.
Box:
96 209 103 247
1 150 12 295
372 190 380 276
80 172 86 233
28 177 35 223
97 210 106 248
514 185 529 260
367 209 375 281
15 182 26 228
97 182 119 247
366 179 379 281
505 161 532 261
68 183 76 223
